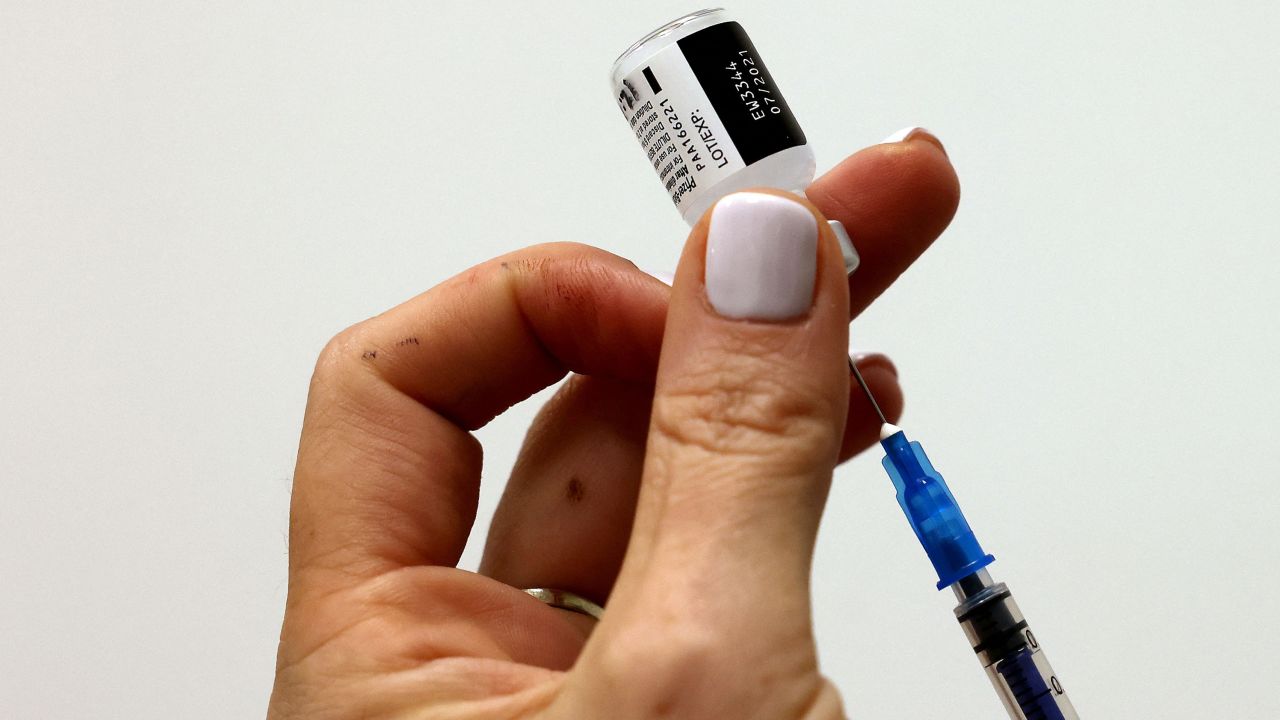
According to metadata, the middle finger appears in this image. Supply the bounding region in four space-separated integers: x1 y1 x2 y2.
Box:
480 374 651 605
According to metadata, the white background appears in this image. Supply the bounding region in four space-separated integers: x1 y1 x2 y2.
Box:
3 2 1278 717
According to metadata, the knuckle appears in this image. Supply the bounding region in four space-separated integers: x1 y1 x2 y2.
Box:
651 353 838 461
311 321 380 392
315 322 366 371
500 242 630 281
584 620 837 719
590 622 718 716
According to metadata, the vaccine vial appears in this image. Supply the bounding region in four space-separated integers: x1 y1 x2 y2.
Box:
611 8 817 226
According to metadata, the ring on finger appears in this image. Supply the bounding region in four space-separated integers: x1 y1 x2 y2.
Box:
523 587 604 620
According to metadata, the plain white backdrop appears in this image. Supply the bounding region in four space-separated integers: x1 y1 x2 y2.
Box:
3 2 1278 717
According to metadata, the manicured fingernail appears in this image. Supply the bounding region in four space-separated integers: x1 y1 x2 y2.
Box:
879 126 947 155
828 220 860 275
705 192 818 320
851 351 898 378
641 268 675 286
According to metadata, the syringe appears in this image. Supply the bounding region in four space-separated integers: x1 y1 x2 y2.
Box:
851 364 1079 719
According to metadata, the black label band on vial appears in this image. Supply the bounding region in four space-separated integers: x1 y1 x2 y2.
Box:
642 66 662 94
677 22 806 166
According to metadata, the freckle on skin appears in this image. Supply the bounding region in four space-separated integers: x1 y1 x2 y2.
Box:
565 476 585 504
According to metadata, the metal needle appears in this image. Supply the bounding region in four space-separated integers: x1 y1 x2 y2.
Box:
848 354 887 425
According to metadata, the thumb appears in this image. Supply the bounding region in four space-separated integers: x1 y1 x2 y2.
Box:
566 191 849 718
630 189 849 591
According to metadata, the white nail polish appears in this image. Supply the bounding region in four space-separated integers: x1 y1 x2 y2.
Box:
879 126 930 144
641 268 675 287
828 220 860 275
705 192 818 320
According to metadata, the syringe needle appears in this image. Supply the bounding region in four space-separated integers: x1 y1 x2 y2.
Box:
848 354 887 425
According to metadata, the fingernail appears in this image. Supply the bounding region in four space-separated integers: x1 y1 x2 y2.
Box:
828 220 860 275
851 351 898 378
641 267 675 287
879 126 947 156
705 192 818 320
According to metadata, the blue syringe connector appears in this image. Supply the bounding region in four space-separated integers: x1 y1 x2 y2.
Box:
879 426 995 590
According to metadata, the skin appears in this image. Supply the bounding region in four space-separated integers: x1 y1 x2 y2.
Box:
269 133 959 719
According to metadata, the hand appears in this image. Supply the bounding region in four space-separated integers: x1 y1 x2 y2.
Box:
268 132 958 719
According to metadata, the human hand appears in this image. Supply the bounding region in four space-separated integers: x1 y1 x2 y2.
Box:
268 131 958 719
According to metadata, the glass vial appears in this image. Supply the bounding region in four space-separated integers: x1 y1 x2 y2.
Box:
610 8 817 226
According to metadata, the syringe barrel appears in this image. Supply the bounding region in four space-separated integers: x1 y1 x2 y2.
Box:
953 573 1079 720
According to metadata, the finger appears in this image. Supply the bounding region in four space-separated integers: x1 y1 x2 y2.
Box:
480 374 651 605
621 188 850 601
289 243 668 589
805 128 960 318
478 352 898 607
563 190 851 717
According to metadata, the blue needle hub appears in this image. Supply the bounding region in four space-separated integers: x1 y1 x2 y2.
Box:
879 425 995 590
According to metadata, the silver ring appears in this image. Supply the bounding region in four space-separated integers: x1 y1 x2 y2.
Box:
523 588 604 620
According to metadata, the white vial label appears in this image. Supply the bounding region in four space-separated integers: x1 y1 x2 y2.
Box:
615 21 806 216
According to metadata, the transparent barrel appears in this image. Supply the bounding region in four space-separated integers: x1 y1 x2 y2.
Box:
952 570 1079 720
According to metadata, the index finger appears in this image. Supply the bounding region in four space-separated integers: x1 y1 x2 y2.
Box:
806 129 960 317
289 243 669 586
